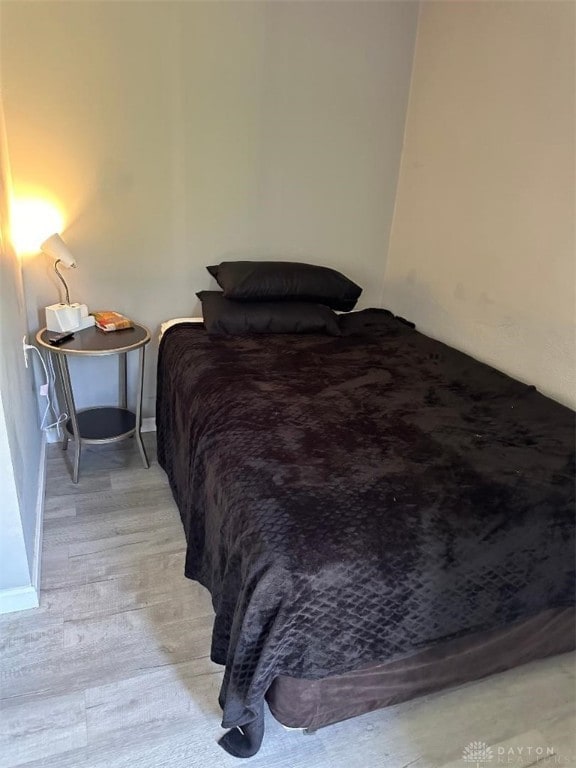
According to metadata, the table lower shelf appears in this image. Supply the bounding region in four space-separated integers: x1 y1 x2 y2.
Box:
65 406 137 443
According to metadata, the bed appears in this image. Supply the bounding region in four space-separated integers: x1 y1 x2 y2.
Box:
156 308 575 757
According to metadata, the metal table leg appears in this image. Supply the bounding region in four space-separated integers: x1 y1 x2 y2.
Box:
119 352 127 409
54 352 69 452
134 346 149 468
57 354 81 483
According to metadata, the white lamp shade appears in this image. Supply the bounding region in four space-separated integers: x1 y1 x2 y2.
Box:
40 233 76 268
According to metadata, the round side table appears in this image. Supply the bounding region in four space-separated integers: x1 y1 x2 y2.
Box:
36 323 151 483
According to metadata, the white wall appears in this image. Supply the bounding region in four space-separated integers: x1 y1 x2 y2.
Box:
0 399 32 591
1 1 418 417
385 1 575 408
0 96 42 611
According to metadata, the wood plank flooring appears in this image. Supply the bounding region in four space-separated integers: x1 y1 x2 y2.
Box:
1 433 574 768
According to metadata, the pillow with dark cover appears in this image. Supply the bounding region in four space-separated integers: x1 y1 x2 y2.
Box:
197 291 341 336
207 261 362 312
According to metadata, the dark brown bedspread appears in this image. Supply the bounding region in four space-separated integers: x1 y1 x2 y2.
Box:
156 309 575 757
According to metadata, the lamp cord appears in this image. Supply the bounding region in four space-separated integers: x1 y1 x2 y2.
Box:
54 258 71 305
28 345 68 436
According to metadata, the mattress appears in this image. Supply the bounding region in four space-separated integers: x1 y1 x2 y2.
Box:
159 317 203 340
156 309 575 757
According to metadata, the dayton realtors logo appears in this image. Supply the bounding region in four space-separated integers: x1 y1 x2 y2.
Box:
462 741 563 766
462 742 494 767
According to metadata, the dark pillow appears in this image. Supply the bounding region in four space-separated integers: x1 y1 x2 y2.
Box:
197 291 341 336
206 261 362 312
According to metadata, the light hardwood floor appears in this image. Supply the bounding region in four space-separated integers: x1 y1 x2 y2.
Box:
1 433 574 768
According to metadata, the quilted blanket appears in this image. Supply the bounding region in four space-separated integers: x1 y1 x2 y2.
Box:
156 310 575 757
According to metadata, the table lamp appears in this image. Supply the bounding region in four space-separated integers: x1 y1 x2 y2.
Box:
41 233 95 332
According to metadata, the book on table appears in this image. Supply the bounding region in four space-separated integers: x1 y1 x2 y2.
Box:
92 311 134 332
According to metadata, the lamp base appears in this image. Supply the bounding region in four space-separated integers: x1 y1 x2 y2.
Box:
46 303 94 333
76 314 96 331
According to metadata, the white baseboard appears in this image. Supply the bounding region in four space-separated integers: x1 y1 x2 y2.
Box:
0 585 39 614
0 433 46 615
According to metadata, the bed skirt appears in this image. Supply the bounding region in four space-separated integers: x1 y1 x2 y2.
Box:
266 608 575 731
